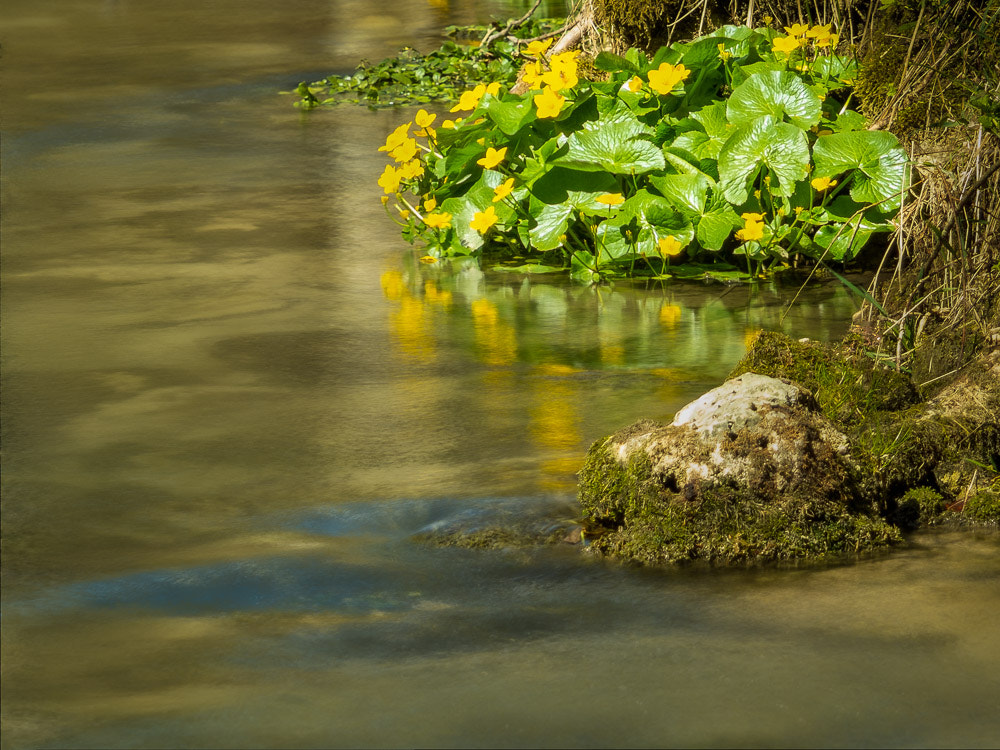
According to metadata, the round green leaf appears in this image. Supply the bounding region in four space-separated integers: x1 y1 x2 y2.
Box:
718 115 811 203
556 120 666 175
728 71 823 130
812 131 910 212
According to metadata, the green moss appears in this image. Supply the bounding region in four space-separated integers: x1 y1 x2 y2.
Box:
593 0 680 52
577 420 901 567
729 330 919 427
964 491 1000 524
896 486 947 528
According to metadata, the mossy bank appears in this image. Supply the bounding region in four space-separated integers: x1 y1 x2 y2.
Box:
577 330 999 567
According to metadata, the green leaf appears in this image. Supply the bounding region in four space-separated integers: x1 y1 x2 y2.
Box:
649 173 709 215
556 120 666 174
528 201 573 251
691 101 730 138
696 205 741 250
594 51 640 74
830 110 867 133
728 71 823 129
718 115 811 203
491 263 565 274
812 131 910 212
812 215 890 260
530 167 620 205
484 95 537 136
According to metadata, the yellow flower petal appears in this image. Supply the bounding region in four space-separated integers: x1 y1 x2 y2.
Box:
647 62 691 95
810 176 838 191
595 193 625 207
784 23 809 37
476 146 508 169
523 39 553 58
657 236 683 257
493 177 515 202
470 205 499 234
772 36 800 55
423 212 452 229
534 86 565 118
414 109 437 129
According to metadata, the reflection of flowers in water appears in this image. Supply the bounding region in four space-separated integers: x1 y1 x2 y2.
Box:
660 304 682 328
381 270 453 363
471 297 518 366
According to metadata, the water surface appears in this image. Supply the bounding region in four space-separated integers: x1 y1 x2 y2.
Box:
3 1 999 747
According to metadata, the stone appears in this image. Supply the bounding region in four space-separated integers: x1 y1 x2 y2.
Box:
577 372 901 566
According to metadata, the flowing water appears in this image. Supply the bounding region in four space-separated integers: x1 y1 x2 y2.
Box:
2 1 999 747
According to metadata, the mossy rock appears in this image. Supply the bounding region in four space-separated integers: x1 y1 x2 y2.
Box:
577 375 902 566
730 330 919 425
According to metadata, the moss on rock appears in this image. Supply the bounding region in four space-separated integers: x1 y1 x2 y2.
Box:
577 375 903 567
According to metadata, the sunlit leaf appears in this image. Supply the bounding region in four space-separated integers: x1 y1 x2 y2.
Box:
728 70 823 129
718 115 811 203
812 131 910 212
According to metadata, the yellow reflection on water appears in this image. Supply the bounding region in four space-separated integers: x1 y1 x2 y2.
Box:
471 297 518 366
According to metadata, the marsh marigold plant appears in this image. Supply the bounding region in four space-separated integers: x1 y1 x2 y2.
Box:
375 21 909 281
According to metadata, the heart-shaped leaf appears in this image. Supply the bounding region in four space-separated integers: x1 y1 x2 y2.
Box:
812 131 910 212
718 115 811 203
555 120 666 174
728 71 823 129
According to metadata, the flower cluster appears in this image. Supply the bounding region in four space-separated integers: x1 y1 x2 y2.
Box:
772 23 839 56
377 109 452 233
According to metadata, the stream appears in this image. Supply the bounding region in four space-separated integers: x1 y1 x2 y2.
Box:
2 0 999 747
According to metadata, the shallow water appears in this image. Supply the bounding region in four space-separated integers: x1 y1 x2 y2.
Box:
3 1 999 748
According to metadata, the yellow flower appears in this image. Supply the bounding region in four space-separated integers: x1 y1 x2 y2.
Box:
450 84 487 113
378 164 401 194
541 54 578 91
736 217 765 242
717 43 732 61
523 39 552 58
784 23 809 37
627 75 644 92
470 205 499 234
493 177 515 202
415 109 437 129
817 33 838 49
657 236 683 257
647 62 691 95
441 118 462 129
390 137 419 163
380 195 389 206
522 61 545 90
423 212 452 229
378 122 411 153
762 15 773 25
477 146 507 169
807 24 832 40
398 159 424 180
484 82 501 97
534 86 566 119
794 206 804 215
772 35 800 55
423 198 437 212
741 212 766 221
397 207 410 220
811 176 838 191
596 192 625 207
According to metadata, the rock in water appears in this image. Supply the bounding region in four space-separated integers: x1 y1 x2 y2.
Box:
578 373 901 566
